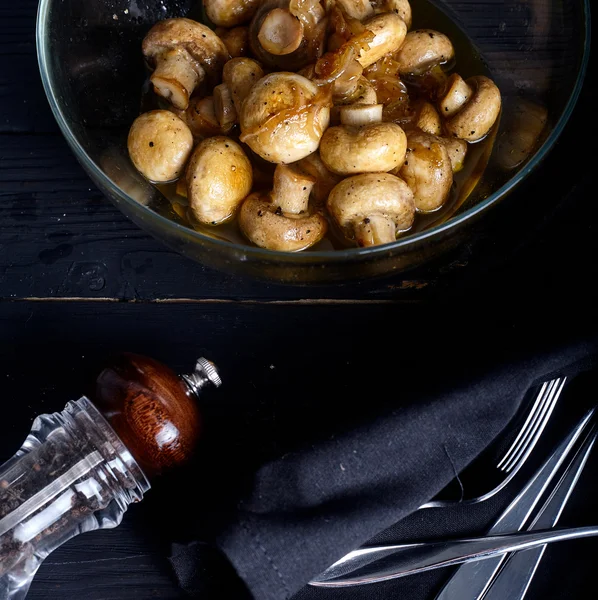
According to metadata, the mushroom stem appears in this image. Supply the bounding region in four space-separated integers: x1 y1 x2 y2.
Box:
214 83 238 129
340 103 383 126
258 8 305 56
271 164 316 214
439 73 473 118
150 48 204 110
354 214 397 246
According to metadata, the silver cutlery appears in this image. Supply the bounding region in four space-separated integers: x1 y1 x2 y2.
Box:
310 405 595 588
421 377 566 509
478 423 597 600
434 405 596 600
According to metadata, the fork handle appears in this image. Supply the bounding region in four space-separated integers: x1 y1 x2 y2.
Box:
309 526 598 587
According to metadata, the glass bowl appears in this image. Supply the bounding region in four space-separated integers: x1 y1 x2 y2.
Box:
36 0 590 284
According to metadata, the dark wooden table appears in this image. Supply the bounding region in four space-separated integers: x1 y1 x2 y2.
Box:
1 2 597 599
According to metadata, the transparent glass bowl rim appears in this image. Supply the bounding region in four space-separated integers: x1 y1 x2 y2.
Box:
35 0 591 263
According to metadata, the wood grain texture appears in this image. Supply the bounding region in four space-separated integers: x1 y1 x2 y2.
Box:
0 301 596 600
94 353 203 477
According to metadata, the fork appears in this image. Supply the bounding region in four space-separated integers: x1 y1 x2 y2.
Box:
420 377 567 509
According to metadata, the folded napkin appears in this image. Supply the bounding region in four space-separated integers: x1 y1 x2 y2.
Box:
170 321 597 600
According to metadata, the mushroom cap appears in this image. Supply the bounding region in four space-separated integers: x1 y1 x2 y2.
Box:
399 131 453 212
375 0 412 30
142 18 229 79
327 173 415 232
204 0 260 28
394 29 455 76
444 76 502 142
239 192 328 251
240 72 331 164
320 120 407 175
222 57 265 114
440 136 467 173
127 110 194 183
217 26 250 58
186 136 253 225
335 0 375 21
357 13 407 68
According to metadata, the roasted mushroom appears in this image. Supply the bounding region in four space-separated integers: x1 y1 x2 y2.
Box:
327 173 415 247
412 100 442 135
216 26 250 57
127 110 194 182
438 73 473 118
239 164 327 251
222 57 265 114
373 0 412 30
397 130 453 212
442 75 502 142
394 29 454 76
320 104 407 175
176 96 231 139
204 0 260 27
357 13 407 69
142 18 229 110
249 0 327 71
239 72 331 164
296 151 343 204
440 136 468 173
186 136 253 225
335 0 374 21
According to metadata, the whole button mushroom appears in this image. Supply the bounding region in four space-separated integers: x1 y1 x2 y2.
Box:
357 13 407 69
215 26 250 58
142 18 229 111
327 173 415 247
239 72 331 164
186 136 253 225
440 137 468 173
394 29 455 76
127 110 194 183
373 0 412 30
320 104 407 175
204 0 260 28
442 75 502 142
398 131 453 212
438 73 473 118
239 164 328 251
249 0 327 71
222 57 265 115
412 100 442 135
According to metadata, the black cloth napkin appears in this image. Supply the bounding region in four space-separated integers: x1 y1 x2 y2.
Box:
170 329 597 600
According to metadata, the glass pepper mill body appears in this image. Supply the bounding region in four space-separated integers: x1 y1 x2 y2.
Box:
0 353 221 600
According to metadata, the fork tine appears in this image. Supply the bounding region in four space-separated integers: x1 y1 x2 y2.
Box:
501 378 566 473
496 380 554 471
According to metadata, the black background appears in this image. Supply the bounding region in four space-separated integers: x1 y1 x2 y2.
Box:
1 1 596 598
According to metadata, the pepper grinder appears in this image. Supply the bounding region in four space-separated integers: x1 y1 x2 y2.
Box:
0 353 221 600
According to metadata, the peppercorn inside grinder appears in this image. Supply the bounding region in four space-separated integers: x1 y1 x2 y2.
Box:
0 353 221 600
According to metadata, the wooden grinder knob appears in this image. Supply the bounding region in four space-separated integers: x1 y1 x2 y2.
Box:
92 353 221 478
